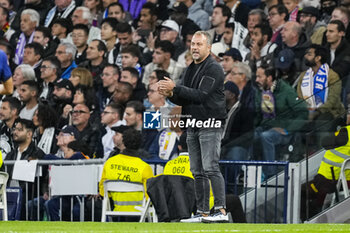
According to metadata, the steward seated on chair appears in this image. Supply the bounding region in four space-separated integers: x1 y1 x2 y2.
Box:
300 125 350 221
99 128 153 220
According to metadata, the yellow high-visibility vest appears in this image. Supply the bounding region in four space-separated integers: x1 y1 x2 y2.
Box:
99 154 153 212
318 126 350 180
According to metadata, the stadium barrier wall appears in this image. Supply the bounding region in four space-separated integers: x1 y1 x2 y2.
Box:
3 159 292 223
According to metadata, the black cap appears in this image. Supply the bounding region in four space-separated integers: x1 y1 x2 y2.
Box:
54 78 75 92
274 49 295 70
60 125 80 138
219 48 242 62
169 2 188 15
111 125 132 134
300 6 319 18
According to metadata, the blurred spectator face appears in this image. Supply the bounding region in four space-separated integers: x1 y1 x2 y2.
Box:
223 27 233 45
73 89 85 105
20 14 36 34
251 27 264 47
72 9 87 26
124 106 139 127
304 48 317 67
69 75 80 87
268 8 285 30
55 45 71 65
248 14 261 33
13 123 29 143
113 132 123 149
185 53 193 66
120 70 137 87
51 23 66 37
147 83 163 105
211 7 224 27
331 9 349 28
222 56 235 74
101 22 117 41
326 23 344 44
84 0 99 10
40 61 56 80
23 47 39 66
101 106 116 125
72 29 88 48
13 67 24 88
117 32 132 48
53 86 71 99
185 34 193 49
102 66 118 88
281 22 297 44
255 67 270 90
159 27 177 42
56 131 75 147
112 84 131 104
102 0 116 8
0 0 10 9
86 40 102 61
230 66 245 86
33 31 48 46
148 71 158 85
55 0 72 9
18 84 33 104
72 104 90 127
121 53 137 68
299 13 315 28
152 48 167 65
32 110 39 126
138 8 153 30
283 0 298 13
109 5 125 21
0 101 13 122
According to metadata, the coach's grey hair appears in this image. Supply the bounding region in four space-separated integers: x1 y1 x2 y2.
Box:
232 62 252 81
248 9 267 22
60 42 77 59
76 6 93 25
21 9 40 27
193 31 212 46
16 64 36 81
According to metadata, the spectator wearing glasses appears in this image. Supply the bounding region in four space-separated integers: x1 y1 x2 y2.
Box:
98 64 120 111
268 4 288 46
299 7 326 45
55 42 77 80
72 103 103 158
101 102 126 159
39 56 61 100
71 24 89 65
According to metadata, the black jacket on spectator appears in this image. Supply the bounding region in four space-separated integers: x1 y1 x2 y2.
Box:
129 79 147 103
75 123 103 158
43 40 58 59
222 80 256 149
327 39 350 80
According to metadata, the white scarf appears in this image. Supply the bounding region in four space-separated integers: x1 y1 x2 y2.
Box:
301 63 329 110
37 127 55 154
45 0 76 27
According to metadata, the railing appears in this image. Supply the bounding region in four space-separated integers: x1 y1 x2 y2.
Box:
2 159 291 222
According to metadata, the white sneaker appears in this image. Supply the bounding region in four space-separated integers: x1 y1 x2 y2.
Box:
202 212 230 223
180 214 203 223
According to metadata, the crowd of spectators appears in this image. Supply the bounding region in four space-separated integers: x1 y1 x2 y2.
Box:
0 0 349 221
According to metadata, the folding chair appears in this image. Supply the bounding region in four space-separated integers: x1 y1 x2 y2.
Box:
101 180 157 222
331 158 350 205
0 172 9 221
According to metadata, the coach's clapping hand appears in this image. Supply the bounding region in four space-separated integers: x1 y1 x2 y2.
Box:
158 77 175 97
